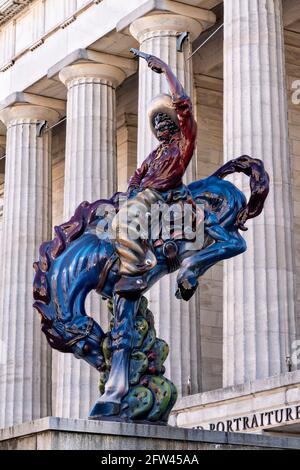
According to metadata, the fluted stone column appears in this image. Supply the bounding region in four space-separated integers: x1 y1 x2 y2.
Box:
0 104 59 428
0 136 5 243
60 64 126 210
0 137 6 337
0 135 5 174
130 13 212 395
223 0 297 387
55 63 126 418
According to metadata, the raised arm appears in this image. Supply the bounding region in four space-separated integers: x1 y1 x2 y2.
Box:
130 49 197 168
148 56 185 100
144 54 197 160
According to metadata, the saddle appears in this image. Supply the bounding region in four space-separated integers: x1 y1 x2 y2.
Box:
96 186 202 296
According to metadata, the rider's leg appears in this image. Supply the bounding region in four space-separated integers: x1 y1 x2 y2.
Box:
114 189 162 296
177 225 246 301
89 294 141 418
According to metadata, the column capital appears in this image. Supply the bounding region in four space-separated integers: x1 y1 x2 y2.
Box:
0 104 60 127
48 49 137 82
117 0 216 35
130 13 205 43
0 92 65 128
59 63 126 89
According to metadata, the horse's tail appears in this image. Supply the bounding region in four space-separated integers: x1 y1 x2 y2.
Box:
212 155 270 231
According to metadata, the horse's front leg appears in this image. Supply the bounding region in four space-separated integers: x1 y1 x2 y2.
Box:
177 225 246 301
89 294 141 418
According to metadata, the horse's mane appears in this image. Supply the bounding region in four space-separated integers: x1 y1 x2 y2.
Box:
37 194 121 266
33 193 121 306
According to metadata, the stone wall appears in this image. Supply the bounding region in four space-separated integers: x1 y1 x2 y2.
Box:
50 121 65 411
194 75 224 392
51 121 66 229
116 74 138 192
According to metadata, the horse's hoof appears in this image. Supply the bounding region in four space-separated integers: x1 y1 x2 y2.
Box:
177 276 198 301
88 401 121 420
175 288 182 300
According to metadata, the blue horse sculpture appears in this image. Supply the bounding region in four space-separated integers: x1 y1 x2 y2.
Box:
33 155 269 422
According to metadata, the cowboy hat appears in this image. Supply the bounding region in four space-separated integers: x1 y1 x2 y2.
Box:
148 94 179 137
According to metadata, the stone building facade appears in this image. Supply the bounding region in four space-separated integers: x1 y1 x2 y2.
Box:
0 0 299 436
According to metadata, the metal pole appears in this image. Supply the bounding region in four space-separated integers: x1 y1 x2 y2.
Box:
187 23 224 61
42 116 67 135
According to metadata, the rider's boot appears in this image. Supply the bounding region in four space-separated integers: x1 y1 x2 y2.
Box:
89 294 140 419
89 348 131 418
114 273 148 298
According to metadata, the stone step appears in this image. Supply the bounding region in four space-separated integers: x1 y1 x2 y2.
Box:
0 417 299 450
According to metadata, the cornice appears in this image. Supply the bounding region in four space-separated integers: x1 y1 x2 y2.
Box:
0 0 34 27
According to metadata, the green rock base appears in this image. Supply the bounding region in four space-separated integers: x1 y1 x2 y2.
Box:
99 297 177 423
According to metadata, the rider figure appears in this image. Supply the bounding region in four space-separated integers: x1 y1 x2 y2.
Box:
114 53 197 296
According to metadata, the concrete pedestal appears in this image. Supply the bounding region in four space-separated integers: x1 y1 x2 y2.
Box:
0 417 299 450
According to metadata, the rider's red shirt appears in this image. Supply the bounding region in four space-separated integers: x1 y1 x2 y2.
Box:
128 95 197 192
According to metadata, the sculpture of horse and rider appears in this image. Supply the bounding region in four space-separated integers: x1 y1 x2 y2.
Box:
33 51 269 423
